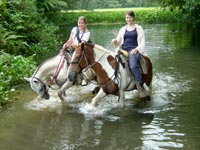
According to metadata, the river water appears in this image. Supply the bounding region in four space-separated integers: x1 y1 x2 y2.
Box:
0 24 200 150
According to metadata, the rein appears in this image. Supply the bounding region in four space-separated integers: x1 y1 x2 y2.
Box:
70 48 86 66
72 45 119 87
32 52 69 91
52 54 66 81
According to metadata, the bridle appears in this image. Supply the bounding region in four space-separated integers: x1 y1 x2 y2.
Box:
70 45 119 86
70 46 88 69
31 76 49 98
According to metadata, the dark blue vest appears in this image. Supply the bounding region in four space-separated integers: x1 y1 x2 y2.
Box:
122 29 138 52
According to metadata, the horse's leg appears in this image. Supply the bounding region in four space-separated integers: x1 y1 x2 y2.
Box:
118 89 125 108
91 88 106 107
57 80 73 100
136 82 151 101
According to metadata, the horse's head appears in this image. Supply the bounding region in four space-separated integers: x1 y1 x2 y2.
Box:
68 42 95 81
24 77 50 99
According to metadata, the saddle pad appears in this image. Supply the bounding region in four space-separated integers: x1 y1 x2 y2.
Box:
140 55 148 74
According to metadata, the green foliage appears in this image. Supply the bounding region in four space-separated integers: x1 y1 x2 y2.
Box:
159 0 200 30
0 0 66 105
0 0 60 56
0 52 36 105
35 0 67 22
185 1 200 30
159 0 186 10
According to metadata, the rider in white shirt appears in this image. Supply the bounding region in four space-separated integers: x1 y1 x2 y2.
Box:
62 16 91 86
63 16 90 50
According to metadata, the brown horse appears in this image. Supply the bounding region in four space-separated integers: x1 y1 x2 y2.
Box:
58 42 153 107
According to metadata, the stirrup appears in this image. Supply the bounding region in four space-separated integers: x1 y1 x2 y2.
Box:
81 80 88 86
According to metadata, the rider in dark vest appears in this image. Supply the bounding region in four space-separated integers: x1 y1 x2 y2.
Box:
112 10 150 101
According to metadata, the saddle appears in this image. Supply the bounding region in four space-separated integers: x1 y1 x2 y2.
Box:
119 49 148 74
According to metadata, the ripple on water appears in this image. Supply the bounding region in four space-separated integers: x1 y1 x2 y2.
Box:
141 116 186 150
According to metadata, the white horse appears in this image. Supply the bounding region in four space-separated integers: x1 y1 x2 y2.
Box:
59 43 153 107
24 53 70 99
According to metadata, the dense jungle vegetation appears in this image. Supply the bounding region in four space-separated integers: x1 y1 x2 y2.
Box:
0 0 199 106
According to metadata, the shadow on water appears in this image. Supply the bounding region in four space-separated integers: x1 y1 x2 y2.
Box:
1 24 200 150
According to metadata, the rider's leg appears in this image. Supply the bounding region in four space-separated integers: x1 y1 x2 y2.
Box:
128 52 142 84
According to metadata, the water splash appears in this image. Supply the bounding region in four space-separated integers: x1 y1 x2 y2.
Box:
24 71 191 116
24 91 63 114
78 95 120 116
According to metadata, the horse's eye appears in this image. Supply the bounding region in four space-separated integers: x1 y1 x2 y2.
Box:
33 80 38 83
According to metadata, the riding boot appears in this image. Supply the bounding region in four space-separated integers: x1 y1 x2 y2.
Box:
136 82 151 101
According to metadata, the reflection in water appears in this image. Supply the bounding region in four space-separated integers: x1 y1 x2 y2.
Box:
29 107 154 150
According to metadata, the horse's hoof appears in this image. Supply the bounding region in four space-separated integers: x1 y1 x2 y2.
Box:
92 86 100 95
148 96 151 101
118 103 125 108
140 95 151 101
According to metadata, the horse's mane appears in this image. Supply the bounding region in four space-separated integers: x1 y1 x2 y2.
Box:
83 43 95 63
94 44 115 56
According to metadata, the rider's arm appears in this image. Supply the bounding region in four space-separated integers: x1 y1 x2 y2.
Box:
112 26 126 48
63 27 77 49
135 25 145 54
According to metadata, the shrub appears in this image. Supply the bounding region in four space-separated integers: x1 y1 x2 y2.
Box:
0 52 36 105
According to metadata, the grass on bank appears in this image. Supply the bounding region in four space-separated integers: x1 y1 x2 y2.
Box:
61 7 182 25
64 7 157 12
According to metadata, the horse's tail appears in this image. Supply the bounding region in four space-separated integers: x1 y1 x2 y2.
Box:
143 55 153 87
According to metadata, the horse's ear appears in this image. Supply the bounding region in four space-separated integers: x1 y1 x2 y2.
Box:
81 42 85 49
24 77 31 82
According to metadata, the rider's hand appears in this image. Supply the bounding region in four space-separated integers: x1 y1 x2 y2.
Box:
111 39 118 48
130 48 138 55
63 40 73 49
111 38 116 43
